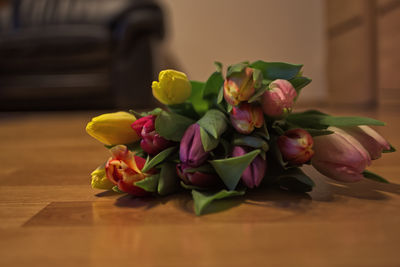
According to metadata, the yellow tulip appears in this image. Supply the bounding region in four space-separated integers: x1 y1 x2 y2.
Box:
152 69 192 105
91 165 114 190
86 111 140 145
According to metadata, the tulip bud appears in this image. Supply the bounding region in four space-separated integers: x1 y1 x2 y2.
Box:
262 79 297 118
278 129 314 165
105 145 151 196
131 115 173 155
337 126 390 160
223 67 256 106
176 163 220 188
230 102 264 134
152 69 192 105
232 146 267 188
86 112 140 146
180 124 209 167
312 127 371 182
91 165 114 190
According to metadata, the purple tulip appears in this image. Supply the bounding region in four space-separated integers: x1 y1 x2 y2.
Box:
278 128 314 165
232 146 267 188
176 163 219 187
180 124 209 167
131 115 173 155
312 127 372 182
262 79 297 118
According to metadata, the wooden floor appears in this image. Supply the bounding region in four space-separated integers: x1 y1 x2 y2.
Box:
0 106 399 267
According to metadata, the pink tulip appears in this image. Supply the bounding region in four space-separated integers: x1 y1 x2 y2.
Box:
105 145 151 196
231 146 267 188
338 126 390 160
230 103 264 134
131 115 173 155
311 127 372 182
278 128 314 165
223 67 256 106
262 79 297 118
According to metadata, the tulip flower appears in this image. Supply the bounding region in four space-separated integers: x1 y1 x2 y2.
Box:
86 111 140 146
105 145 151 196
176 163 220 188
152 69 192 105
278 128 314 165
180 124 209 167
337 126 391 160
91 165 114 190
262 79 297 118
232 146 267 188
224 67 256 106
131 115 173 155
311 127 371 182
230 102 264 134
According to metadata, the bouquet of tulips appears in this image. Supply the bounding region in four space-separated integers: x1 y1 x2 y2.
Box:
86 61 395 215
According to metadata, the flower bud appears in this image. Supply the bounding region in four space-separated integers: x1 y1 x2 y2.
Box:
131 115 173 155
278 128 314 165
312 127 371 182
105 145 151 196
176 163 219 188
230 102 264 134
223 67 256 106
152 69 192 105
231 146 267 188
86 112 140 146
337 126 390 160
180 124 209 167
262 79 297 118
91 165 114 190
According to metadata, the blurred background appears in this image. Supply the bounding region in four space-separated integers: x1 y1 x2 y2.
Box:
0 0 398 111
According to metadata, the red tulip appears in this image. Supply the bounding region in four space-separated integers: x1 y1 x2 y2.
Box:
278 128 314 165
262 79 297 118
176 163 220 188
230 103 264 134
131 115 173 155
105 145 151 196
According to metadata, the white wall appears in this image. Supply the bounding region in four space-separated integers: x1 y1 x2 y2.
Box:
158 0 327 103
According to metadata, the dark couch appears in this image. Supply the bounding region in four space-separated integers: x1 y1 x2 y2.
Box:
0 0 164 110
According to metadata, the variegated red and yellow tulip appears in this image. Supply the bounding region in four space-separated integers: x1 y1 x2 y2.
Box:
105 145 152 196
278 128 314 165
230 102 264 134
223 67 256 106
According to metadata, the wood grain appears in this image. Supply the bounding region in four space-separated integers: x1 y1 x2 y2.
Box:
0 107 399 267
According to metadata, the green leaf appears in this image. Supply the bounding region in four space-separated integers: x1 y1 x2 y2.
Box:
217 86 224 104
214 61 223 73
304 128 334 137
189 81 209 116
289 77 312 94
383 144 396 153
247 86 268 103
321 116 385 127
210 149 260 190
112 185 125 194
184 164 216 174
197 109 228 139
155 111 195 141
252 68 263 88
129 108 163 118
180 181 207 191
168 103 199 120
157 163 180 195
278 168 315 192
204 72 224 100
362 170 389 183
226 62 248 77
200 127 219 152
192 189 245 215
135 174 160 192
249 61 303 80
233 135 269 151
141 146 177 173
